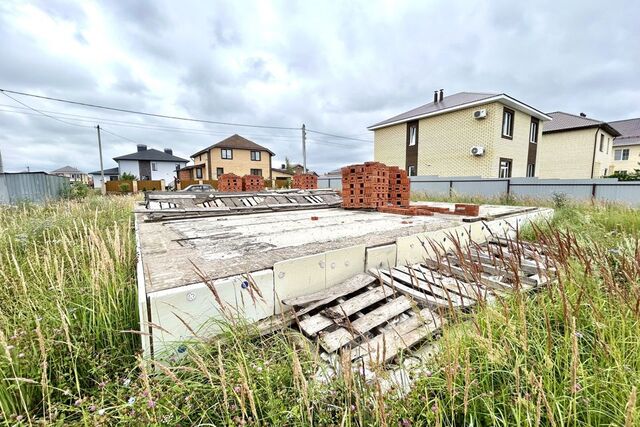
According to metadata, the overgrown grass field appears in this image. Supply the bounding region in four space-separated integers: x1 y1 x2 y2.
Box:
0 194 639 425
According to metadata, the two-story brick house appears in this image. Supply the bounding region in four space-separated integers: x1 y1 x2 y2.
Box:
369 91 551 178
186 134 274 181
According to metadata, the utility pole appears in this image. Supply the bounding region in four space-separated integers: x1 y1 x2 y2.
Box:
96 125 106 196
301 123 307 173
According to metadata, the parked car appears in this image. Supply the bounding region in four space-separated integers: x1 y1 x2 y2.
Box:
181 184 214 192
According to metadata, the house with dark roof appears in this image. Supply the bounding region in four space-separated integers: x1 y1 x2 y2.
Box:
88 166 120 189
184 134 275 180
50 166 90 184
369 90 551 178
112 144 188 186
537 112 621 179
609 117 640 174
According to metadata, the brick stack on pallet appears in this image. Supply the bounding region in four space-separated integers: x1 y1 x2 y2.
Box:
292 173 318 190
387 166 410 207
217 173 243 192
341 162 389 209
242 174 265 192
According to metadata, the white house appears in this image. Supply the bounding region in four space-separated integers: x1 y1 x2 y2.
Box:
89 166 120 189
113 145 188 187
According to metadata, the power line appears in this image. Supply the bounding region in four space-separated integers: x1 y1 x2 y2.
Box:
0 88 300 131
99 127 140 144
0 90 93 129
306 128 373 143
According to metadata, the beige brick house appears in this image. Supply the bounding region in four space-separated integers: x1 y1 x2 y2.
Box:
369 91 551 178
537 112 621 179
185 134 274 180
609 117 640 175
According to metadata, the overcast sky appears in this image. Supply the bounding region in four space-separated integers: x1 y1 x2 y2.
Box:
0 0 638 174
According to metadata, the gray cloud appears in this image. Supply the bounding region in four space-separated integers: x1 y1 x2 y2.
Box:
0 0 639 174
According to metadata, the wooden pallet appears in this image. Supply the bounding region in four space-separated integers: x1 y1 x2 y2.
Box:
282 240 555 368
142 189 342 221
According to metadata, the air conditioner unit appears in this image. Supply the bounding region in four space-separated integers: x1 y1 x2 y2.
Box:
473 109 487 119
471 146 485 156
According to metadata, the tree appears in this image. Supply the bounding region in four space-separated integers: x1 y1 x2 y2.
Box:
284 157 295 174
120 172 136 181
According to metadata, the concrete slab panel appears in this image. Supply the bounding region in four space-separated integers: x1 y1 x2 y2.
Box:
366 244 397 270
326 245 366 287
274 253 326 314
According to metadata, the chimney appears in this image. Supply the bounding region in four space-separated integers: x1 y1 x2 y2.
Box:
137 144 147 152
164 148 173 155
579 112 586 117
433 90 438 103
281 163 285 169
439 89 444 102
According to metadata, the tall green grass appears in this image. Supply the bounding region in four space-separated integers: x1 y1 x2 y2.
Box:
0 195 638 425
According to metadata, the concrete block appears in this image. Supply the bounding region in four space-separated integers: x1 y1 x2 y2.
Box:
366 244 397 270
325 244 366 287
274 252 326 314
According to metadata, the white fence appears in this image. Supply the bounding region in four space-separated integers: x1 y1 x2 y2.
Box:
318 175 640 206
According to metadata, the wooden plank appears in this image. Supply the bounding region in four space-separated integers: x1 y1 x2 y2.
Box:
351 308 445 364
403 265 487 301
451 252 538 287
282 273 376 308
421 259 512 292
298 285 394 336
485 244 554 275
374 270 462 308
388 267 471 307
319 296 413 353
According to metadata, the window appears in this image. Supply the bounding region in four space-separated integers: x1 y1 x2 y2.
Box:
529 119 539 143
499 158 512 178
250 168 262 176
607 138 610 154
407 122 418 146
216 167 224 177
195 168 203 179
599 134 604 152
526 163 535 177
152 162 157 171
407 165 416 176
221 149 233 159
614 149 630 161
502 108 514 139
250 151 261 161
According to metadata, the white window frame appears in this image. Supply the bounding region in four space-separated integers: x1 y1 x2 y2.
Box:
502 108 514 138
408 124 417 147
614 148 630 161
526 163 535 177
407 165 416 176
499 158 512 178
151 162 158 171
529 120 538 143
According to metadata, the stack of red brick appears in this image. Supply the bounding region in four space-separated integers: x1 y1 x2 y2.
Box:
408 203 480 217
341 162 389 209
377 206 433 216
242 174 265 192
292 173 318 190
387 166 410 207
218 173 243 192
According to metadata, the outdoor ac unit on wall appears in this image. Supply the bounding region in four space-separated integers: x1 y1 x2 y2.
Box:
473 109 487 119
471 146 485 156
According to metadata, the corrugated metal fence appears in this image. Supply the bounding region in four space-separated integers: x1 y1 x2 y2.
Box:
0 172 70 204
318 175 640 206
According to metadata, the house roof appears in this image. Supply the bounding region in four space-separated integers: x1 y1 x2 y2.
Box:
611 117 640 147
113 148 188 162
543 112 621 136
89 167 119 175
51 165 85 174
271 167 295 176
192 134 275 157
368 92 551 130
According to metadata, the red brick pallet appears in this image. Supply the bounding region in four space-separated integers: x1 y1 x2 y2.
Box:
387 166 410 207
377 206 434 216
292 173 318 190
242 175 265 192
341 162 389 209
218 173 243 192
410 203 480 217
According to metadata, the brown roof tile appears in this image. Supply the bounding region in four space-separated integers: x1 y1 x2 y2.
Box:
192 134 275 157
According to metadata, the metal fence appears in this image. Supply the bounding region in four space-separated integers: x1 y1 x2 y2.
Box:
0 172 70 204
318 175 640 206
